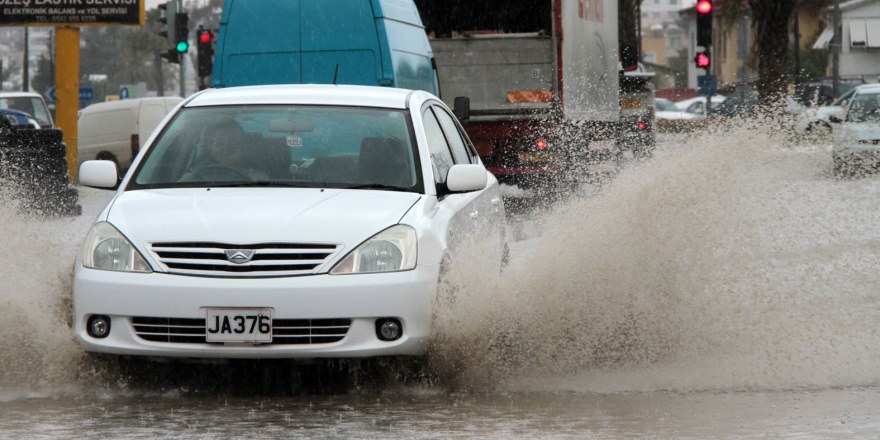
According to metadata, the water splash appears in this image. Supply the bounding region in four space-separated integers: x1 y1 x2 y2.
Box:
1 122 879 397
430 122 880 392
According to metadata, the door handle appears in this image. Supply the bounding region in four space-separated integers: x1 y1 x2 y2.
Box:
469 211 479 219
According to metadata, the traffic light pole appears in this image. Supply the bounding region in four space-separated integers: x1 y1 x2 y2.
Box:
56 27 80 180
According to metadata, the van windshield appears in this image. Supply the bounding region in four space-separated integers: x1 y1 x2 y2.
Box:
128 105 421 192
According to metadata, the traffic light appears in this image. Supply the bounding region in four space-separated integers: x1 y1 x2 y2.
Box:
158 1 176 43
695 0 713 48
197 28 215 80
694 51 711 69
175 12 189 54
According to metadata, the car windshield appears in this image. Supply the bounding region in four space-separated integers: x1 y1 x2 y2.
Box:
129 105 420 192
0 96 52 127
655 100 679 112
845 92 880 123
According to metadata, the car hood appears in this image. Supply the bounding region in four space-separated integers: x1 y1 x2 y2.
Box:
836 123 880 142
656 111 700 121
105 188 421 248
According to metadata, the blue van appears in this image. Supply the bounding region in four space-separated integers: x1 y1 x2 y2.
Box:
212 0 437 94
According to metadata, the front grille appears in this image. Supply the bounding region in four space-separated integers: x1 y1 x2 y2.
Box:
858 139 880 145
131 317 352 345
149 242 340 277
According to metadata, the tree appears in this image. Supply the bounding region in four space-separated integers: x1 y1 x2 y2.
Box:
30 54 53 97
618 0 641 48
721 0 830 106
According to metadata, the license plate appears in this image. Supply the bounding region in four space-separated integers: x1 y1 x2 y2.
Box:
621 98 642 109
518 152 557 164
205 308 273 343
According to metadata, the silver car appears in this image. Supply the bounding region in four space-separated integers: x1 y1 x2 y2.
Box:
831 84 880 176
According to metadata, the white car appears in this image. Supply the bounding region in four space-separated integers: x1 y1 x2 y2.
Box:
795 85 880 136
0 91 54 128
654 98 702 132
74 84 507 359
831 85 880 175
674 95 726 116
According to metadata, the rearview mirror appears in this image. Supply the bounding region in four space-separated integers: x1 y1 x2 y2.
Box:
446 164 487 192
79 160 119 189
453 97 470 122
268 118 316 133
826 106 845 123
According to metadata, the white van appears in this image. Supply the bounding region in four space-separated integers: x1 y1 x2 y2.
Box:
77 97 183 171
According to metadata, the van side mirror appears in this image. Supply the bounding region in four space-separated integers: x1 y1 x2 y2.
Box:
453 96 470 122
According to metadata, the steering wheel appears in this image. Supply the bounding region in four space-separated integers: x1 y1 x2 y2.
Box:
190 164 251 181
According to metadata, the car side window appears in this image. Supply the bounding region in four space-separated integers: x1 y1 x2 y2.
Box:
431 106 475 164
422 107 455 184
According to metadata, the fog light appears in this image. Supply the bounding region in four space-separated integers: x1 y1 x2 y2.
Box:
376 318 402 341
87 315 111 338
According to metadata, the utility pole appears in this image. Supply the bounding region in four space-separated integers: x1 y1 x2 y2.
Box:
831 0 841 99
22 27 28 91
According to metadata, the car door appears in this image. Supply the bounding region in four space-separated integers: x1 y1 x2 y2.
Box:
422 101 505 265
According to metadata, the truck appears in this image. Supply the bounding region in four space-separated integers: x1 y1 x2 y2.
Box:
211 0 437 94
211 0 627 188
416 0 624 187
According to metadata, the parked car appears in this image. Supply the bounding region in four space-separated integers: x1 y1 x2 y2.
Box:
794 84 880 136
830 84 880 175
0 108 41 130
73 84 507 360
0 91 54 128
77 97 183 172
654 98 702 133
674 95 726 116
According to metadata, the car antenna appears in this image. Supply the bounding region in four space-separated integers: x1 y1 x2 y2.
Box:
333 64 339 85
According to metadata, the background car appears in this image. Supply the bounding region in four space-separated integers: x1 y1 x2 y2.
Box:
0 108 41 130
0 91 54 128
74 84 507 361
794 84 880 137
830 84 880 175
674 95 726 116
655 97 702 133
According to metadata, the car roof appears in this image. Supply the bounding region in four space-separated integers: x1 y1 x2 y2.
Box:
185 85 414 109
0 91 46 99
854 83 880 93
79 96 183 113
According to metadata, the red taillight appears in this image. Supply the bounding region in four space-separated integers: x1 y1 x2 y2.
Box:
536 139 547 150
638 121 648 130
131 134 140 157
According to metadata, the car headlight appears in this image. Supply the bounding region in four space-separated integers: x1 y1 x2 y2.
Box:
82 222 152 273
330 225 417 274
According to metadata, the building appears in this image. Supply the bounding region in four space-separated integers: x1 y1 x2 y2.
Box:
813 0 880 82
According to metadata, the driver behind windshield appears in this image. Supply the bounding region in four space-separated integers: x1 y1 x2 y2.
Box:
180 118 269 182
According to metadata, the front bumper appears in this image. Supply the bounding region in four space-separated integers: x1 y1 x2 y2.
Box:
73 263 439 359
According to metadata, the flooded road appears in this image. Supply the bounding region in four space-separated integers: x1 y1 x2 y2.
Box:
1 127 879 438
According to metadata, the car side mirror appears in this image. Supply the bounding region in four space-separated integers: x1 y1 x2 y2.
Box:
446 164 487 192
79 160 119 188
453 96 470 122
827 106 845 123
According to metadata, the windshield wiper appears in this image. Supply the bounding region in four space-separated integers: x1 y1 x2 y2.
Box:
209 181 312 188
344 184 414 192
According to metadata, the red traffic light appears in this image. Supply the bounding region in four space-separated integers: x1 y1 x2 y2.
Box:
199 30 213 44
696 0 713 14
695 52 711 68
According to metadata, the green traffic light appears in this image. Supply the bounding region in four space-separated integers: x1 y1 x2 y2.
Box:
176 41 189 53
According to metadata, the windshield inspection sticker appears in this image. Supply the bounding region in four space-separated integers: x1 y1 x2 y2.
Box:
286 135 303 148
